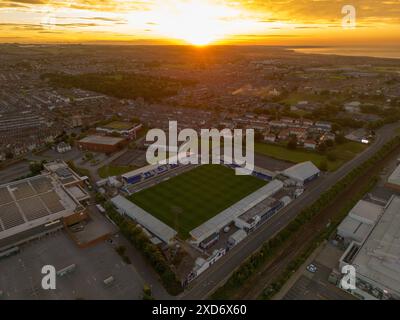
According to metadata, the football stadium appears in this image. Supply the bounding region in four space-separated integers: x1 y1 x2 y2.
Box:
127 165 267 239
110 157 323 247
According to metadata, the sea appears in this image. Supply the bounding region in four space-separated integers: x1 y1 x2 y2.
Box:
292 46 400 60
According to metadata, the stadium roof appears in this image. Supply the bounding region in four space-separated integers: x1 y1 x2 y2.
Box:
78 135 125 146
111 195 177 244
190 180 284 243
388 164 400 186
282 161 320 182
353 196 400 296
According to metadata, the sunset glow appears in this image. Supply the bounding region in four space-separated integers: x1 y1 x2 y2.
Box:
0 0 400 45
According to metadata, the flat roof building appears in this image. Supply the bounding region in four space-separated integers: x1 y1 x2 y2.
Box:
339 196 400 300
77 135 126 154
337 200 383 245
0 174 87 251
385 164 400 191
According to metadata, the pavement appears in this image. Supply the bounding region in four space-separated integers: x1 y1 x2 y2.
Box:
0 230 146 300
180 122 400 300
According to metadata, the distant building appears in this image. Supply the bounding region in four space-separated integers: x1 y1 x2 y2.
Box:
96 121 142 139
344 101 362 113
77 135 127 154
56 142 71 154
304 140 317 150
315 121 332 132
264 134 276 143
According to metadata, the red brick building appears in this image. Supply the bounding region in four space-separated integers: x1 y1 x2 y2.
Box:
77 135 127 153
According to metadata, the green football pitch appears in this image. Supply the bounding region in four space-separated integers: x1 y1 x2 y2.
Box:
128 164 267 239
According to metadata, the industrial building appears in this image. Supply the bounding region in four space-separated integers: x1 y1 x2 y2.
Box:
77 135 127 154
337 200 383 245
110 195 177 244
385 163 400 191
282 161 320 185
0 162 89 251
339 196 400 300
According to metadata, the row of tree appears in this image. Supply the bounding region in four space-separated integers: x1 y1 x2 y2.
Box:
103 202 183 296
211 134 400 300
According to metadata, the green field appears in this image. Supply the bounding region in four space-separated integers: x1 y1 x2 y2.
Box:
255 141 368 171
103 121 133 130
98 165 137 178
128 165 267 239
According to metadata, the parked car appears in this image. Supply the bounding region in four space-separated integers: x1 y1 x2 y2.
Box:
306 264 318 273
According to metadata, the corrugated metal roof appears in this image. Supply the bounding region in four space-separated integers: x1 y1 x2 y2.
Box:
283 161 320 182
190 180 284 243
111 195 177 243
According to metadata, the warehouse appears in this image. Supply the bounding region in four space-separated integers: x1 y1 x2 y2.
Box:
77 135 127 154
0 174 87 251
385 163 400 191
110 195 177 244
339 196 400 300
282 161 320 185
337 200 383 245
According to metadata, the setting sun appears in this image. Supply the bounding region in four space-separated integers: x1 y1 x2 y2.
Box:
148 0 242 45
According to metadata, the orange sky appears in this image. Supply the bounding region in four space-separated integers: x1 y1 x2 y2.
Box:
1 0 400 45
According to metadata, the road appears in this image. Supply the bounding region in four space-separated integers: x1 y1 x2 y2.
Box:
181 122 400 300
0 160 30 183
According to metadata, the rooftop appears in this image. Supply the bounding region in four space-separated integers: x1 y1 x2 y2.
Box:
0 175 79 239
388 164 400 186
353 196 400 296
79 135 125 146
190 180 284 242
283 161 320 182
348 200 383 225
111 195 177 244
100 121 137 131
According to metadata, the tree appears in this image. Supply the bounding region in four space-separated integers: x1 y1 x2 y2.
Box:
287 136 298 150
142 284 154 300
335 134 346 144
29 161 44 175
327 152 337 162
319 160 328 171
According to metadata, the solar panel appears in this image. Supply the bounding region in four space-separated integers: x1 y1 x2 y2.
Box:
11 182 36 200
18 197 50 221
0 187 13 205
0 203 25 230
30 176 52 194
40 191 65 214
